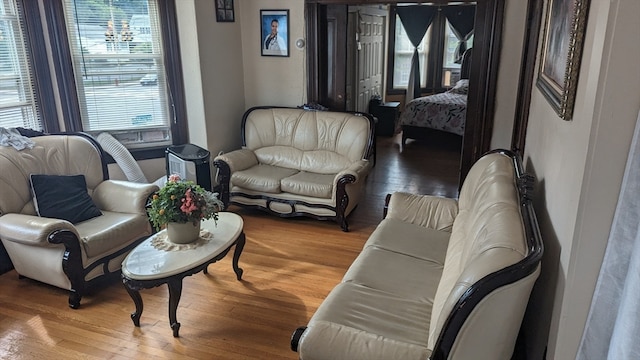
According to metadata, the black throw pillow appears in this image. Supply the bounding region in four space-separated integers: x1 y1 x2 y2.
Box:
30 174 102 224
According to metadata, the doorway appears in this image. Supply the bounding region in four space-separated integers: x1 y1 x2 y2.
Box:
346 6 387 113
305 0 505 184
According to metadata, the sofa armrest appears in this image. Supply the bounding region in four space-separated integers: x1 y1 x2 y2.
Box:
214 149 259 172
334 160 372 184
386 192 458 231
92 180 158 215
0 213 78 246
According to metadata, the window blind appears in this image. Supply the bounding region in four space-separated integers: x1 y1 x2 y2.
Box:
0 0 41 130
63 0 172 148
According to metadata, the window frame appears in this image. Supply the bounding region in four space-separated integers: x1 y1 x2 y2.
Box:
42 0 187 161
386 5 469 96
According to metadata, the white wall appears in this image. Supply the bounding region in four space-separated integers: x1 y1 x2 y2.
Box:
176 0 247 157
523 0 640 358
239 0 307 108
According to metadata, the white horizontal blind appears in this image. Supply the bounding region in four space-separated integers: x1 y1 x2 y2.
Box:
0 0 42 130
63 0 172 148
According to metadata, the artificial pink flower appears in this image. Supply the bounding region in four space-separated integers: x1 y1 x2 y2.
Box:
168 174 181 182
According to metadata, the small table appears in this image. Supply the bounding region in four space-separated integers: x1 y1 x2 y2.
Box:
369 101 401 137
121 212 245 337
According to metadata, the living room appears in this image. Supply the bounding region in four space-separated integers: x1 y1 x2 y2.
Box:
1 0 639 359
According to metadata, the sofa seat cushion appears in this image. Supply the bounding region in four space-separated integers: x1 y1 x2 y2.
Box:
231 164 299 193
281 171 334 198
304 282 432 356
364 218 451 262
75 211 151 258
343 245 444 303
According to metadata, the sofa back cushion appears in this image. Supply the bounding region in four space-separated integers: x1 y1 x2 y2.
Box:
427 153 528 348
0 134 106 216
243 108 371 174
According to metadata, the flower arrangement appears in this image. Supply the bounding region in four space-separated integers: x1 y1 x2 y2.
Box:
147 174 224 231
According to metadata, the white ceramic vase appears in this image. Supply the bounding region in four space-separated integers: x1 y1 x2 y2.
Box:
166 221 201 244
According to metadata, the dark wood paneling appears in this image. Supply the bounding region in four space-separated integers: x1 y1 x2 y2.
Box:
324 5 348 110
459 0 504 185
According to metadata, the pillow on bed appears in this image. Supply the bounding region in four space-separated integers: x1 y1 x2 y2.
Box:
449 79 469 95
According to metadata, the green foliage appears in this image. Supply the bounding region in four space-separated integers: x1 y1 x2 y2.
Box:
147 178 224 232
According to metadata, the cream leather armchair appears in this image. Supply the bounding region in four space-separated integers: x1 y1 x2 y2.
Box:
0 133 158 308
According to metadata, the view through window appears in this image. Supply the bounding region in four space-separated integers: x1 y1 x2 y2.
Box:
63 0 172 148
390 6 475 92
0 0 41 130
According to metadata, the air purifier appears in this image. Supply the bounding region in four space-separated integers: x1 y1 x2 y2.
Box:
165 144 212 191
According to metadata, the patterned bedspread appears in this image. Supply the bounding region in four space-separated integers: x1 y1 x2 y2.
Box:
399 91 467 136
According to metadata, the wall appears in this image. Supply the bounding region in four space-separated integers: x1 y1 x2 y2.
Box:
522 0 640 358
176 0 246 158
239 0 307 108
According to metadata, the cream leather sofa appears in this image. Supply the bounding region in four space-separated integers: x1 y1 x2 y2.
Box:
0 133 158 308
291 150 543 360
214 107 375 231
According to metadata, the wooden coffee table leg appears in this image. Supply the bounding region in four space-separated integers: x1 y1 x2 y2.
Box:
167 279 183 337
122 278 143 327
232 232 245 280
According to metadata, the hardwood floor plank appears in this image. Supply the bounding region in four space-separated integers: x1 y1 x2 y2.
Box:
0 133 460 359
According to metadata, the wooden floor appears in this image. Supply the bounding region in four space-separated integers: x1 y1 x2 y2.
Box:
0 132 461 359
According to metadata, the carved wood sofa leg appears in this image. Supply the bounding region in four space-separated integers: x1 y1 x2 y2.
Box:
68 290 82 309
339 218 349 232
291 326 307 352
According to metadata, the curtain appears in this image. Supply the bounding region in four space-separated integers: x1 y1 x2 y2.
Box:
396 5 437 103
577 110 640 359
442 5 476 63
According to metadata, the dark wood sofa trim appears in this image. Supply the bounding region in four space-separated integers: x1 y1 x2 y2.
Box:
21 132 154 309
215 106 375 232
430 149 543 359
290 149 544 357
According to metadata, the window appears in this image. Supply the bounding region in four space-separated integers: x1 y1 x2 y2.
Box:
388 5 475 94
62 0 172 148
392 17 431 89
442 20 473 87
0 0 41 130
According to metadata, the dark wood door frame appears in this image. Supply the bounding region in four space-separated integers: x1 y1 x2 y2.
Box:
305 0 505 184
511 0 543 155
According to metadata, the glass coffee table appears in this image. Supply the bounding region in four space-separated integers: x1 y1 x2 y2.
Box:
121 212 245 337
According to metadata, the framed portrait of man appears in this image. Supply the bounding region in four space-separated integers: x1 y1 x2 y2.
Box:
260 9 289 57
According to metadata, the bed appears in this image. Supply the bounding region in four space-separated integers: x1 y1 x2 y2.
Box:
400 49 472 146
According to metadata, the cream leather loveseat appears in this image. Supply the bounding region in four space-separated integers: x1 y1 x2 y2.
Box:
291 150 543 360
214 107 375 231
0 133 158 308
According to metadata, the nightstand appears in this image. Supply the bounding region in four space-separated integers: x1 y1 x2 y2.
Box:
369 101 400 137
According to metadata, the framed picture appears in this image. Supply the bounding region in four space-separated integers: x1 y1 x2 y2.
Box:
215 0 234 22
260 9 289 57
536 0 590 121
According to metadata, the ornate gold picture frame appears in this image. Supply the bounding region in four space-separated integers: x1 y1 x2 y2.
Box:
536 0 590 120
